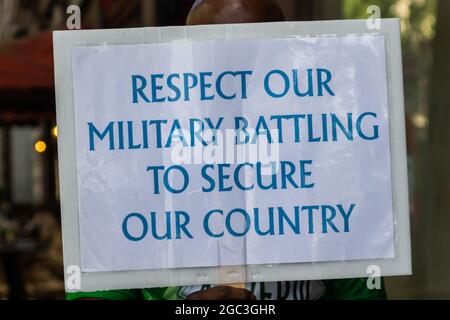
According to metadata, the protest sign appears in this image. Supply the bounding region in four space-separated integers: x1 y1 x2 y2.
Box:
54 19 411 292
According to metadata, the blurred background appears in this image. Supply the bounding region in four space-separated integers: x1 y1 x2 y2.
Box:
0 0 448 299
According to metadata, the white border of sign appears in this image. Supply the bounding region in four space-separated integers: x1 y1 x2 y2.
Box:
53 19 411 292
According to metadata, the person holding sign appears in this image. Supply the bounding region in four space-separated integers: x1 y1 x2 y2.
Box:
67 0 387 301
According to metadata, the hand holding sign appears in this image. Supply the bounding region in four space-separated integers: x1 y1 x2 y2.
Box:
186 286 256 300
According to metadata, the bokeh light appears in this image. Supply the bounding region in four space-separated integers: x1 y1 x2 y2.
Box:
34 140 47 153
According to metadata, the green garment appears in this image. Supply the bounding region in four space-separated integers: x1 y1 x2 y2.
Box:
66 278 386 300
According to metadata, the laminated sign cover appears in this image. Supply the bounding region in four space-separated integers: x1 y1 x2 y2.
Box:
54 20 411 291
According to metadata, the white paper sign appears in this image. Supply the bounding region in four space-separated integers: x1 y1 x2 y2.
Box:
54 20 411 291
72 35 394 272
